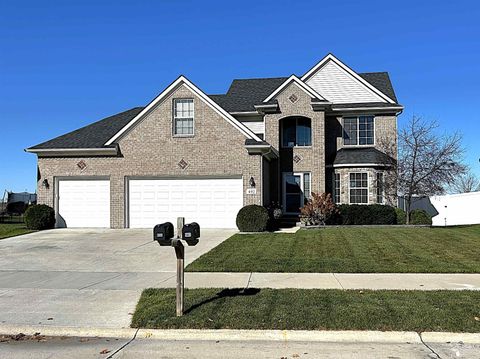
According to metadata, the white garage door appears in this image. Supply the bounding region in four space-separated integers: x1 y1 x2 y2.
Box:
58 179 110 228
128 178 243 229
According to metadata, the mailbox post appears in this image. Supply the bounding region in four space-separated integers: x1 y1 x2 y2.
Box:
153 219 200 317
171 238 185 316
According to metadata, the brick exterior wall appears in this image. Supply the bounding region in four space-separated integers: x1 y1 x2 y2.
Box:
333 167 396 206
324 114 398 205
264 82 326 203
36 84 263 228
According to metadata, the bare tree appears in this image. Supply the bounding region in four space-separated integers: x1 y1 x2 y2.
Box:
378 116 466 224
450 171 480 193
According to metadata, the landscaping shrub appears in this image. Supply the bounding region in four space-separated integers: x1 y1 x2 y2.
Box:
328 204 397 225
395 208 406 225
24 204 55 230
300 192 338 226
236 205 269 232
409 209 432 225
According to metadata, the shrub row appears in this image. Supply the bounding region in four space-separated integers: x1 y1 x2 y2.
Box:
235 204 432 231
328 204 397 225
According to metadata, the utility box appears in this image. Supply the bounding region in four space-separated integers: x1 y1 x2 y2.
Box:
182 222 200 246
153 222 174 246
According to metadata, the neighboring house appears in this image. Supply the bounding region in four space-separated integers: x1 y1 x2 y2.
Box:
26 54 402 229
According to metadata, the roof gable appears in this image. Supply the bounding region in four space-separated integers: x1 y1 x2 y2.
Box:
105 76 262 145
263 75 328 103
301 54 397 104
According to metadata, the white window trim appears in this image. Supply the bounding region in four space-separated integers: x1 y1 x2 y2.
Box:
342 116 375 147
348 172 370 205
280 117 313 148
173 98 195 137
282 172 311 214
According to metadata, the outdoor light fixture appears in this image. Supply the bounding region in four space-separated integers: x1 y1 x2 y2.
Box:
42 179 49 189
249 177 256 187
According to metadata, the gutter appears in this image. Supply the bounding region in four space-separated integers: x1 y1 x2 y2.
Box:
24 147 119 157
245 144 279 160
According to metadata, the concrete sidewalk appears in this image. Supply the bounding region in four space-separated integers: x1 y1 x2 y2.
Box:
181 272 480 290
3 271 480 291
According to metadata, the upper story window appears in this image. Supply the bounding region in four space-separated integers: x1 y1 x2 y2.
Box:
282 117 311 147
173 99 194 136
343 116 374 146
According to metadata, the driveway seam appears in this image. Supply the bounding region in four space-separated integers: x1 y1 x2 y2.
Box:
79 273 123 290
107 328 139 358
418 332 442 358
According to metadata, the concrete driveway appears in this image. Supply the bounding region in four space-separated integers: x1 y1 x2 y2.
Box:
0 228 235 328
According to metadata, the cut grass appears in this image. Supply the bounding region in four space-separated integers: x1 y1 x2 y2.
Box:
186 225 480 273
0 223 34 239
131 288 480 332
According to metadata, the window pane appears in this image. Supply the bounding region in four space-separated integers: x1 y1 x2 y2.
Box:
343 118 357 145
296 118 311 146
358 116 374 145
282 120 296 147
303 173 311 200
174 99 194 135
376 172 384 204
349 172 368 203
334 173 340 204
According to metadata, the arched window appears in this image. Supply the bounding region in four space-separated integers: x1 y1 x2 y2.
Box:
281 117 311 147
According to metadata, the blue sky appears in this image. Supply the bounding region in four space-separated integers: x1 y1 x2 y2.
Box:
1 0 479 194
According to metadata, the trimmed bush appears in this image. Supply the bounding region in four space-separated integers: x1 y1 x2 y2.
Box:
409 209 432 225
24 204 55 230
328 204 397 225
395 208 406 225
236 205 269 232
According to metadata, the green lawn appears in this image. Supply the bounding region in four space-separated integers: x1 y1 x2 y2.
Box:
186 225 480 273
0 223 33 239
131 288 480 332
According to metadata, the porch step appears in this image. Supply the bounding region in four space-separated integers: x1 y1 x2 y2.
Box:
277 216 300 228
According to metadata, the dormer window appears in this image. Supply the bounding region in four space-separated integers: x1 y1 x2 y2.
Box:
343 116 374 146
173 99 194 136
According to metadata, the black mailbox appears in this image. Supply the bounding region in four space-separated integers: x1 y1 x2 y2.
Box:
182 222 200 246
153 222 174 246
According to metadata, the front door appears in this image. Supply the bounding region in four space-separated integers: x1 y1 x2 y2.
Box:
283 172 307 214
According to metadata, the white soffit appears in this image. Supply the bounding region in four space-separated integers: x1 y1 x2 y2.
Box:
302 54 396 104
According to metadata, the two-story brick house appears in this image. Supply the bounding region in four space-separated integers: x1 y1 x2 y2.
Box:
26 54 402 229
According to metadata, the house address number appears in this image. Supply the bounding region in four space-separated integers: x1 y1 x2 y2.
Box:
246 188 256 195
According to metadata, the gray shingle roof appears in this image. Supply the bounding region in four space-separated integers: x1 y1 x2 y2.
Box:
28 70 399 150
333 148 395 166
209 77 288 112
359 72 398 103
28 107 144 150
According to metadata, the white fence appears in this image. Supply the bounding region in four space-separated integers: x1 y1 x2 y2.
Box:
430 191 480 226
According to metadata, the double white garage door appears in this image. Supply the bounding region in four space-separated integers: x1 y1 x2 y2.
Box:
57 178 243 229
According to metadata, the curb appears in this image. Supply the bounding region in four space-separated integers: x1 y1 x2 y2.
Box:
136 329 421 343
421 332 480 344
1 325 478 343
0 325 136 339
